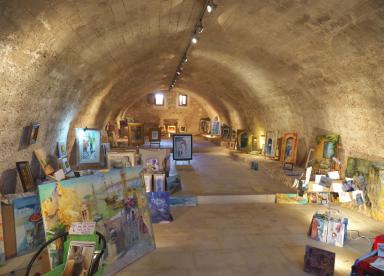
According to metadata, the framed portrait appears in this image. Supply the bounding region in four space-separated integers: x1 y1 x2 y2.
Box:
153 173 166 192
221 125 231 141
16 161 35 192
210 121 221 136
173 134 193 161
143 173 153 192
59 156 72 174
264 131 278 158
128 123 144 146
75 128 101 164
34 148 54 176
199 118 211 134
106 151 135 168
280 132 298 164
28 123 40 145
149 128 161 143
57 141 67 158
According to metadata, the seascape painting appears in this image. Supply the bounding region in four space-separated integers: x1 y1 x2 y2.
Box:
38 167 155 275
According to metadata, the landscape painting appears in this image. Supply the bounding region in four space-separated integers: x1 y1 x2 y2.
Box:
38 167 155 274
313 134 340 172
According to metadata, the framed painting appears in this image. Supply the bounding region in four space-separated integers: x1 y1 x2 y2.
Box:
221 125 231 141
153 173 166 192
140 148 171 174
313 134 340 172
106 151 136 169
167 125 177 134
147 192 173 223
28 123 40 145
59 156 72 174
34 148 54 176
16 161 35 192
210 121 221 136
280 132 298 164
264 131 278 158
149 128 161 143
173 134 193 161
57 141 67 158
179 126 187 133
128 123 144 146
143 173 153 192
75 128 101 165
199 118 211 134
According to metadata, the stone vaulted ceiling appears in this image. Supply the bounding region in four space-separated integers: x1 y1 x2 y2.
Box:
0 0 384 185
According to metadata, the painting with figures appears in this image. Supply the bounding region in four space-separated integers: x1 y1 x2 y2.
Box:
75 128 101 164
173 134 193 161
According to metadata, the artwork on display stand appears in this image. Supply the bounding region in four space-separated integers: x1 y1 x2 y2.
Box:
264 131 278 158
173 134 193 161
34 148 55 176
16 161 36 192
28 123 40 145
304 245 335 275
38 167 155 274
59 156 72 174
139 148 170 173
143 173 153 192
62 241 96 275
313 134 340 173
57 141 67 158
153 174 166 192
75 128 101 165
128 123 144 146
199 118 211 134
149 128 161 143
221 125 231 141
0 204 5 265
280 132 298 167
106 151 135 169
210 120 221 136
13 195 45 256
147 192 173 223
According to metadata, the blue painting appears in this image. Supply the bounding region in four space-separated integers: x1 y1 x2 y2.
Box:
13 195 45 256
147 192 173 223
169 196 198 207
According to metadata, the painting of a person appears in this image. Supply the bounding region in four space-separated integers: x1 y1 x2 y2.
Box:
285 137 293 161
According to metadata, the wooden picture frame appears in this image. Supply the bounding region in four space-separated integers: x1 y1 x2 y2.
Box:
264 131 278 158
128 123 144 146
75 128 101 165
149 128 161 143
106 151 136 168
28 123 40 145
280 132 298 165
173 134 193 161
34 148 54 176
221 125 231 141
16 161 35 192
59 156 72 174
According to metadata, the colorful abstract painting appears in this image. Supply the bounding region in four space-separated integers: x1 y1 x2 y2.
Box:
13 195 45 256
147 192 173 223
38 167 155 274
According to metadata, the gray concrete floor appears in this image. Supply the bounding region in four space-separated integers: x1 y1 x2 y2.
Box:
117 137 384 276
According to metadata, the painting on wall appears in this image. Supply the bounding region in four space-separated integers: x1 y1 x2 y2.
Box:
128 123 144 146
280 132 298 165
16 161 35 192
149 128 161 143
237 130 250 151
147 192 173 223
28 123 40 145
313 134 340 172
210 121 221 136
304 245 335 275
106 151 136 169
38 167 155 274
75 128 101 165
173 134 193 161
264 131 278 158
34 148 54 176
153 174 166 192
199 118 211 134
13 195 45 256
0 204 5 265
57 141 67 158
221 125 231 141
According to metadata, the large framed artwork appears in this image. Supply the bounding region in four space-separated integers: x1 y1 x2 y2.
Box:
173 134 193 161
199 118 211 134
264 131 278 158
149 128 161 143
57 141 67 158
106 151 136 169
75 128 101 165
28 123 40 145
313 134 340 172
16 161 36 192
128 123 144 146
280 132 298 165
210 121 221 136
38 167 155 274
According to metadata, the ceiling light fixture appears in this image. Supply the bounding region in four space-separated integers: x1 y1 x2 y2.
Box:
196 22 204 33
207 0 217 13
191 35 199 44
